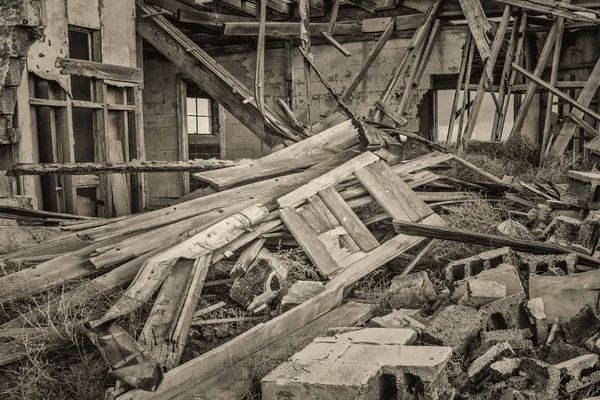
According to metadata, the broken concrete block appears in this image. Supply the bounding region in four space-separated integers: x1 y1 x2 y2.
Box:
542 215 584 252
445 247 517 284
547 340 591 364
555 354 600 393
369 309 426 332
520 253 577 276
459 279 507 308
585 332 600 354
262 360 384 400
564 304 600 346
279 280 325 313
386 271 436 309
468 341 514 381
525 298 549 345
520 358 561 400
489 357 521 381
451 263 524 302
263 328 452 400
479 293 529 331
481 328 534 350
230 249 289 312
497 219 534 240
573 211 600 255
423 305 483 355
0 87 17 115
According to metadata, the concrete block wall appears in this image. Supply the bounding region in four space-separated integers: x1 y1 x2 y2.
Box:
141 27 467 206
142 58 182 208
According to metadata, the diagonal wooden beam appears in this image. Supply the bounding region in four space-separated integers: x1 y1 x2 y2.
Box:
457 0 495 80
496 0 600 24
137 1 301 142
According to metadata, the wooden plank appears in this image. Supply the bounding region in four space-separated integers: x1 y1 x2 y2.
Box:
193 120 358 189
222 21 361 36
393 220 600 268
91 205 269 326
279 207 340 276
331 17 393 97
540 11 566 157
138 256 209 369
456 31 475 144
328 213 445 290
318 186 379 252
457 0 494 76
354 160 432 222
372 1 440 122
462 5 512 142
446 32 472 145
116 282 345 400
57 58 143 84
277 151 379 208
373 100 408 126
108 140 131 217
7 159 244 176
509 17 561 139
496 0 600 24
492 11 526 141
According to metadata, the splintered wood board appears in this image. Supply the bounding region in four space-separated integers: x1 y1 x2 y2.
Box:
354 160 433 222
318 186 379 252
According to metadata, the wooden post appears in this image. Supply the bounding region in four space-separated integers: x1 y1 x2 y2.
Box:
508 5 566 141
495 12 528 141
456 33 475 145
491 12 521 141
299 0 313 131
446 32 472 145
462 5 512 144
540 13 566 162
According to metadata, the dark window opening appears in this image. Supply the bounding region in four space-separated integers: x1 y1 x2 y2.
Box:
68 27 93 101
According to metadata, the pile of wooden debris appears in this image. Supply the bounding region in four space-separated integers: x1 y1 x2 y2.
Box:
2 114 600 399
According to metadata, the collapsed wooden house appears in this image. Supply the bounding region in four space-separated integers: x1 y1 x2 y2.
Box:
2 0 600 398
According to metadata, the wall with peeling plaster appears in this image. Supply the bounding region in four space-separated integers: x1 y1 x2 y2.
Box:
8 0 139 210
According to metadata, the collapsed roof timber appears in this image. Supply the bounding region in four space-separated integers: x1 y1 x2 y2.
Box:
3 0 600 399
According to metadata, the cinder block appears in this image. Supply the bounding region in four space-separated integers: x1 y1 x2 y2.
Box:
479 293 530 331
488 357 521 381
468 341 514 381
481 328 534 350
445 247 517 284
423 305 483 355
458 279 507 308
520 253 578 276
564 304 600 346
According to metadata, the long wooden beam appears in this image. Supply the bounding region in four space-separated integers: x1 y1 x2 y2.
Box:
544 57 600 159
56 58 143 84
393 220 600 268
496 0 600 24
6 159 247 176
223 21 362 36
513 62 600 122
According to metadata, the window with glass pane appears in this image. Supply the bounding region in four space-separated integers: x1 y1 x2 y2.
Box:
187 97 212 135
